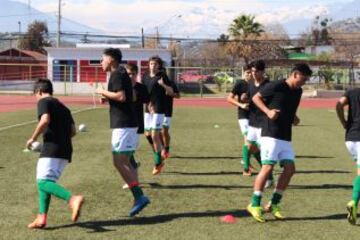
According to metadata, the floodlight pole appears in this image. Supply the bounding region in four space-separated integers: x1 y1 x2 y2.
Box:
57 0 62 48
141 27 145 48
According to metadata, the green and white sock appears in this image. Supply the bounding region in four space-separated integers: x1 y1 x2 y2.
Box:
37 185 51 214
251 191 262 207
352 176 360 206
254 151 262 166
37 179 72 203
270 189 283 205
153 152 162 166
242 145 250 171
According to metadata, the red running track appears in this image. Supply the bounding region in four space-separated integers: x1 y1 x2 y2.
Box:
0 95 338 113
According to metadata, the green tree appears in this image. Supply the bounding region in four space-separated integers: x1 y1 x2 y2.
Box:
226 15 265 64
318 66 336 89
228 15 264 39
18 21 51 53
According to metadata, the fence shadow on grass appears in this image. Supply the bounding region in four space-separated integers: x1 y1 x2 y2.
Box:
163 169 348 176
295 170 350 174
295 155 334 159
144 182 252 190
44 209 249 233
170 156 240 160
163 171 242 176
275 213 348 222
289 184 352 190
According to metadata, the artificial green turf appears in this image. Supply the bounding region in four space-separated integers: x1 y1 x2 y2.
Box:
1 106 360 240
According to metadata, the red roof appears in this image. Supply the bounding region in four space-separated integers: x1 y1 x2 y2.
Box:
0 48 46 61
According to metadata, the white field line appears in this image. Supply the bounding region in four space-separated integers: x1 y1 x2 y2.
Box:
0 107 97 132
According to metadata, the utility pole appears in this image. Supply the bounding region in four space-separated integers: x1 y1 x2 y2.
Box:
18 21 21 33
28 0 31 18
57 0 62 48
141 28 145 48
156 26 159 48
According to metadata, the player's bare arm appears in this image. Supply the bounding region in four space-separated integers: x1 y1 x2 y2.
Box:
336 96 348 129
252 92 280 120
158 78 174 96
26 113 50 149
227 93 249 110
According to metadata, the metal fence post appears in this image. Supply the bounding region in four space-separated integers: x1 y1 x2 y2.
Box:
64 65 67 95
29 65 32 80
200 68 203 98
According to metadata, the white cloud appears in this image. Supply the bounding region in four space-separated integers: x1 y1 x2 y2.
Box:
15 0 334 37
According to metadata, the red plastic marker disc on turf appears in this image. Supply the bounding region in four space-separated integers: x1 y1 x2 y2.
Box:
220 214 236 224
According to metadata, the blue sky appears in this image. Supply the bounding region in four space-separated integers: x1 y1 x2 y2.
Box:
14 0 356 36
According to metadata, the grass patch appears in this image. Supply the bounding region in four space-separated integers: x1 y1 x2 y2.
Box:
0 106 360 239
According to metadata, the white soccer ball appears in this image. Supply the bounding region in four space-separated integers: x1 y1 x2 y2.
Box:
31 141 42 152
78 124 87 132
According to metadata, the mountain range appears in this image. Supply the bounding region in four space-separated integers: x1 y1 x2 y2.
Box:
1 0 360 39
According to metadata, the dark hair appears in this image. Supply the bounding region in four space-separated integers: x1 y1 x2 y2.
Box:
103 48 122 63
33 78 53 95
125 63 138 74
243 64 252 71
292 63 313 76
251 60 266 71
149 55 164 70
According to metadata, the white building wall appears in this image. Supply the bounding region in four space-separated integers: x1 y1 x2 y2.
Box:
45 47 172 94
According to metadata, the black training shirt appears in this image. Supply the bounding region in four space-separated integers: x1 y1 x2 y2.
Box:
248 79 269 127
344 89 360 141
164 80 179 117
143 71 172 114
259 79 302 141
231 79 249 119
37 97 74 162
108 67 138 128
133 82 150 134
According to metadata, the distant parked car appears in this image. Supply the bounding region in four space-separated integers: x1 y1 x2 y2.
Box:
213 71 241 84
178 70 213 83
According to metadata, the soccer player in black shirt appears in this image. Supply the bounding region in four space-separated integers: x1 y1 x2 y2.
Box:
247 63 312 223
142 56 174 175
26 79 84 229
161 79 180 159
227 64 253 175
247 60 274 187
96 48 149 217
122 63 150 189
336 88 360 224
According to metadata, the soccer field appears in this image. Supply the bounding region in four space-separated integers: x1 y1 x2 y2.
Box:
1 104 360 240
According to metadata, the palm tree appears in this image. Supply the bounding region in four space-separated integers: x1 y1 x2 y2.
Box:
226 15 264 65
228 15 264 39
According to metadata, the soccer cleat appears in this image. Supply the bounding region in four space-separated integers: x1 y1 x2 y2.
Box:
69 195 84 222
347 200 357 225
122 184 129 189
265 180 274 189
265 203 285 220
129 195 150 217
28 214 46 229
152 162 165 175
247 204 265 223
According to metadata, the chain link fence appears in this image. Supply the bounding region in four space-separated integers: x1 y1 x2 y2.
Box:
1 63 359 96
